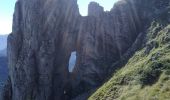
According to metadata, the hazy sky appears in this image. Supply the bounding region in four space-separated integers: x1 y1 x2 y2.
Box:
0 0 118 35
0 0 16 35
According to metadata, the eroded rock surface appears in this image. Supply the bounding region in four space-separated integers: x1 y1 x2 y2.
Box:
2 0 169 100
3 0 80 100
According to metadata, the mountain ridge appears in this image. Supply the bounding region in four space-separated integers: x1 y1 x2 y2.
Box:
1 0 170 100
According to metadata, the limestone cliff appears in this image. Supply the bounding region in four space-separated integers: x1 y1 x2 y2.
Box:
90 6 170 100
3 0 80 100
1 0 170 100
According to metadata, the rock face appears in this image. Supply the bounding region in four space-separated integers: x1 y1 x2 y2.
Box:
71 1 142 98
2 0 170 100
88 2 104 17
3 0 80 100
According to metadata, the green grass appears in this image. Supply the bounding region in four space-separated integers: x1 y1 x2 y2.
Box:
89 22 170 100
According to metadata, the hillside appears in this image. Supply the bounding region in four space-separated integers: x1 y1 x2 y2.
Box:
89 21 170 99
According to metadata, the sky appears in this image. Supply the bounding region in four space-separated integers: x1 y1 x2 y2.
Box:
0 0 16 35
0 0 118 35
78 0 119 16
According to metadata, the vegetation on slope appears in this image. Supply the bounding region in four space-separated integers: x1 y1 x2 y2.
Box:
89 21 170 100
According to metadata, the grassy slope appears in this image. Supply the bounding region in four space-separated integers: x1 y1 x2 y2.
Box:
89 21 170 100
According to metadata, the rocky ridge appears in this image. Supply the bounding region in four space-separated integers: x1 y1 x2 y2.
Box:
1 0 170 100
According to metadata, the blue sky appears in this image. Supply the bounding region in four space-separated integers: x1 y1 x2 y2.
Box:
0 0 118 35
0 0 16 35
78 0 118 16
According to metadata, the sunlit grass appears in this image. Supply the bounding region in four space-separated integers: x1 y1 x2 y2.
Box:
89 21 170 100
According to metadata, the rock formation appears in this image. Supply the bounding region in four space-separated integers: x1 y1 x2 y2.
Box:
89 0 170 99
3 0 80 100
2 0 170 100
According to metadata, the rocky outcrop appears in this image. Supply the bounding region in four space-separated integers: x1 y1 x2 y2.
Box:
71 1 142 98
3 0 80 100
88 2 104 17
2 0 170 100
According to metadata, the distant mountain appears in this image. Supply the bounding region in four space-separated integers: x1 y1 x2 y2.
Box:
0 56 8 93
0 49 7 57
0 35 8 94
0 35 8 51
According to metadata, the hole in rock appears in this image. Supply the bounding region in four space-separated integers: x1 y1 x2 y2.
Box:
68 51 77 72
